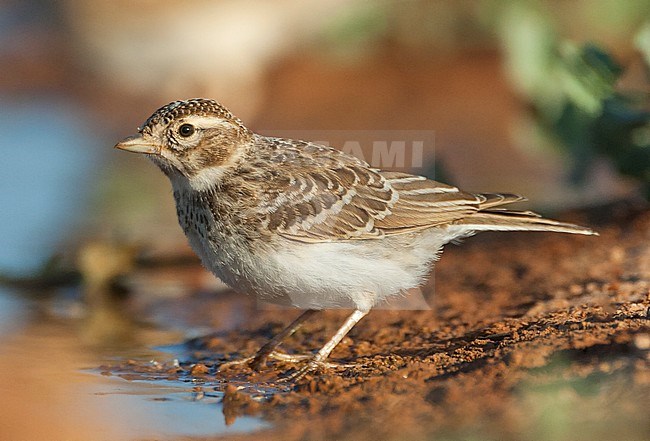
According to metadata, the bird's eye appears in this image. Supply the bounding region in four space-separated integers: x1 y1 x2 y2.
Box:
178 123 195 137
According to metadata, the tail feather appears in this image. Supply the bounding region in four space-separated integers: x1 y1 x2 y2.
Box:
452 192 599 235
456 211 597 236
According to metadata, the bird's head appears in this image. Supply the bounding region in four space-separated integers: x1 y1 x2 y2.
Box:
114 98 252 190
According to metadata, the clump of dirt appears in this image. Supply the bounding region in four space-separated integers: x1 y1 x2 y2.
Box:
104 201 650 441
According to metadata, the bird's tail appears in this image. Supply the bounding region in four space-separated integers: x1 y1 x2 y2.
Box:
454 193 597 236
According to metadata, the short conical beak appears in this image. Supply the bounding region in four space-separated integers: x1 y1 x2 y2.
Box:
114 135 161 155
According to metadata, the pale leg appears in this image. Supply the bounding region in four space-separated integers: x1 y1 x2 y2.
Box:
284 309 369 381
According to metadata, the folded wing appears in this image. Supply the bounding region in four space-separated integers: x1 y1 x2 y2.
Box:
253 139 595 242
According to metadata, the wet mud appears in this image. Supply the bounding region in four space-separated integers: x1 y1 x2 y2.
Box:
104 201 650 440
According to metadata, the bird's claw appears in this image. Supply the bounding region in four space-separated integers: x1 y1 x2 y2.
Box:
278 358 352 383
219 351 357 383
217 356 255 371
218 351 313 372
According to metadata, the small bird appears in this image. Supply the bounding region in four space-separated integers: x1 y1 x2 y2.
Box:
115 98 596 379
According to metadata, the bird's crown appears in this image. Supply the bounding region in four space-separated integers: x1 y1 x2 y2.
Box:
139 98 250 136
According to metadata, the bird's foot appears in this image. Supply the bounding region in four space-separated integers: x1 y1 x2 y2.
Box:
217 356 255 371
278 358 355 383
218 351 312 372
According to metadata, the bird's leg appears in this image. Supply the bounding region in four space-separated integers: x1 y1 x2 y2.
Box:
219 309 318 371
249 309 318 370
283 309 369 381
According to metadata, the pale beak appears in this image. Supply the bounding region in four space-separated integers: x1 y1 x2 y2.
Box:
114 135 161 155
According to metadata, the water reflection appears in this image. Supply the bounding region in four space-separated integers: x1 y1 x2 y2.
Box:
0 289 265 439
91 379 265 438
0 287 25 334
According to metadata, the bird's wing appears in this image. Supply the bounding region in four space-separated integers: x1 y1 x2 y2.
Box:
252 139 494 243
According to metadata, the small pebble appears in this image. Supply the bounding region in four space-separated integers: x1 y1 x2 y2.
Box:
633 334 650 350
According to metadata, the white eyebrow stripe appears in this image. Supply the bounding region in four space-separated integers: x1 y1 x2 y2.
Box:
182 115 232 129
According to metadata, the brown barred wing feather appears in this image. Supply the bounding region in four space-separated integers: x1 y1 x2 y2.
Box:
253 139 492 242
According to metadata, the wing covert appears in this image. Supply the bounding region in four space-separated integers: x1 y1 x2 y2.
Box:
252 139 484 242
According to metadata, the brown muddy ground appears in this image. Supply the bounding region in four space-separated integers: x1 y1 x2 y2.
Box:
103 200 650 441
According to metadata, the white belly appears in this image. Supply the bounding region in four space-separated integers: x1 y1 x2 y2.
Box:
193 228 459 311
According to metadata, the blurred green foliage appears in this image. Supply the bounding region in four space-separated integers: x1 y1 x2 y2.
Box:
517 353 649 441
321 2 389 51
555 43 650 189
499 3 650 197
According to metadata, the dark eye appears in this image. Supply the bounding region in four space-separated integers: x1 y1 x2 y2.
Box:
178 123 195 137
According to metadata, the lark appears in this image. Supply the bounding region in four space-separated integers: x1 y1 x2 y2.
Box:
115 98 596 379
